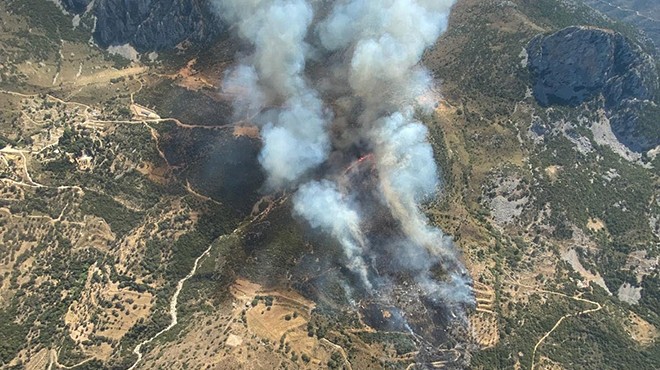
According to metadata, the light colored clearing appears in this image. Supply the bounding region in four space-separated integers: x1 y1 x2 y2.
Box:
415 87 440 111
231 279 315 344
20 347 50 370
487 175 528 227
519 47 529 68
473 282 496 313
16 61 58 91
590 111 641 162
245 301 307 343
434 99 456 114
648 145 660 160
138 278 332 370
231 279 329 362
46 0 69 15
168 58 216 91
136 161 171 185
233 125 260 139
75 215 116 252
490 195 526 225
562 124 593 154
561 249 611 294
544 165 561 181
131 104 161 119
586 218 605 232
225 334 243 347
107 44 140 61
230 279 262 300
617 283 642 305
73 66 148 87
231 279 315 311
625 312 658 345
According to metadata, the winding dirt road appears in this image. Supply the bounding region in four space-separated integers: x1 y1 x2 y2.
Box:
505 275 603 370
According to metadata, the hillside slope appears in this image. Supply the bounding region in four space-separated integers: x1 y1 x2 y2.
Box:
0 0 658 369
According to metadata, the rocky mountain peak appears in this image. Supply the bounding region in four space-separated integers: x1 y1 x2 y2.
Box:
527 26 659 153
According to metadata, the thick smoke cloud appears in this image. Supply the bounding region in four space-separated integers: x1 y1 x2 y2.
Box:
259 93 331 185
370 110 458 263
318 0 453 107
293 180 372 291
213 0 472 310
213 0 331 187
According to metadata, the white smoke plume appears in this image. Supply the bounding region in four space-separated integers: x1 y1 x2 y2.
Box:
319 0 469 302
259 93 331 185
369 110 457 262
293 180 373 291
213 0 331 187
318 0 454 108
214 0 472 309
221 65 265 120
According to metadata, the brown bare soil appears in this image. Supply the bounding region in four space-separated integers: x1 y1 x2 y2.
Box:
544 165 561 182
136 161 172 185
586 218 605 232
233 125 260 139
625 311 658 346
137 278 334 370
168 59 217 91
73 66 148 87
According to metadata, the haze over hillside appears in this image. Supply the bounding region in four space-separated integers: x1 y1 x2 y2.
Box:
583 0 660 50
0 0 658 369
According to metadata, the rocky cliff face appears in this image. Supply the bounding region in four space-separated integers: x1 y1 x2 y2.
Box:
61 0 92 14
94 0 222 51
60 0 222 52
528 26 659 153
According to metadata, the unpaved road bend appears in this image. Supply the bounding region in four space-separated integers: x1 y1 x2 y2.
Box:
127 236 221 370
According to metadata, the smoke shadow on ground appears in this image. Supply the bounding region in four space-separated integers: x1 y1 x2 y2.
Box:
158 123 264 216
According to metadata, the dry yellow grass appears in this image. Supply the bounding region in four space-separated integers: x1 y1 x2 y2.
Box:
137 278 335 370
625 312 658 346
73 66 148 87
586 218 605 232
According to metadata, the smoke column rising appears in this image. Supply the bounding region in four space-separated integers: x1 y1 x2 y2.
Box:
293 180 373 291
319 0 470 304
214 0 473 309
214 0 331 187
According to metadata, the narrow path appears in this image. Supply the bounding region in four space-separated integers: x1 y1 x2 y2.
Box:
127 235 221 370
48 348 95 370
505 275 603 370
88 117 244 131
529 294 602 370
0 148 85 193
321 338 353 370
126 196 283 369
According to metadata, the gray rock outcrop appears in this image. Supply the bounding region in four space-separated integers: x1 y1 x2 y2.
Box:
93 0 221 51
59 0 223 52
61 0 92 14
527 26 659 153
